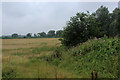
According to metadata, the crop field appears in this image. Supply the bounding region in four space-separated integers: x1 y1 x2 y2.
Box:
2 38 77 78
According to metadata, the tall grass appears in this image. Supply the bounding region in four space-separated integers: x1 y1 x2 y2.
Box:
2 38 77 78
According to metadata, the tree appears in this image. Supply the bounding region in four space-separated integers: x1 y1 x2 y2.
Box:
109 20 118 37
40 32 46 38
109 8 120 36
37 33 41 37
26 33 32 38
34 34 37 38
116 8 120 35
55 30 63 38
87 14 100 38
60 12 99 47
12 33 18 38
47 30 55 38
111 8 120 20
93 6 110 37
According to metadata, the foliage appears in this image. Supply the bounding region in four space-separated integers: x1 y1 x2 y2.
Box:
47 37 120 78
55 30 63 38
40 32 46 38
117 8 120 35
12 33 18 38
110 8 120 37
60 6 120 47
26 33 32 38
2 30 63 39
47 30 55 38
34 34 37 38
2 68 16 78
93 6 110 37
60 12 100 47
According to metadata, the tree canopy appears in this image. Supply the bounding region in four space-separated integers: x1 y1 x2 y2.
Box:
47 30 55 38
26 33 32 38
12 33 18 38
60 6 120 47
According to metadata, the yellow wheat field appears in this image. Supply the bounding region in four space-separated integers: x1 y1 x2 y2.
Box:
2 38 60 49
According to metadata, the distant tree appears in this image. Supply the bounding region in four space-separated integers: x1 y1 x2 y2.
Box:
47 30 55 38
34 34 37 38
26 33 32 38
37 33 41 37
40 32 46 38
55 30 63 38
23 36 26 38
12 33 18 38
2 36 12 39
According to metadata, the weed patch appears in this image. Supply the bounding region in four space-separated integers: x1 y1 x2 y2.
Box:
2 67 16 78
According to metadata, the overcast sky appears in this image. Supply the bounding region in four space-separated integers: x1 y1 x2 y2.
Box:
2 2 118 35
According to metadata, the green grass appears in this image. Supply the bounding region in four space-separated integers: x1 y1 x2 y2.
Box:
2 55 77 78
31 46 55 54
40 42 48 45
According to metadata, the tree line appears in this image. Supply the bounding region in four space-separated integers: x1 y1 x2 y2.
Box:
2 30 63 39
60 6 120 47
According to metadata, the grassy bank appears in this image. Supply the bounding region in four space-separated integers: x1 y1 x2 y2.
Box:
43 37 120 78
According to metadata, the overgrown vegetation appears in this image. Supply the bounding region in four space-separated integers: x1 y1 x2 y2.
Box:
2 67 16 78
43 37 120 78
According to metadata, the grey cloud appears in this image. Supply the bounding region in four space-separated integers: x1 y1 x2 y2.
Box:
2 2 118 35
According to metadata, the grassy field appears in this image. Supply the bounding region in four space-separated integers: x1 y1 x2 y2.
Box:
2 38 77 78
2 37 120 78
